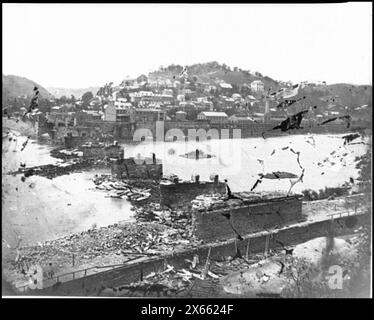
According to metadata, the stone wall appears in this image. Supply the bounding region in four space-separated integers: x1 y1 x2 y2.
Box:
47 119 359 143
192 196 303 242
111 158 163 180
64 136 84 148
160 181 226 210
28 212 369 296
81 145 122 158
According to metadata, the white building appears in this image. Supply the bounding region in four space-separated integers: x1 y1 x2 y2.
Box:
177 94 185 103
197 111 228 123
250 80 265 92
219 82 232 90
232 93 242 100
175 110 187 121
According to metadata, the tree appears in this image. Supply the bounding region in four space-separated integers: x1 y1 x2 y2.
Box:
59 96 68 104
232 84 239 93
186 107 198 121
82 91 94 108
82 91 94 104
225 107 237 117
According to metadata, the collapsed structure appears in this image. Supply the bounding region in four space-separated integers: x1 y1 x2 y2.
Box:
191 192 303 242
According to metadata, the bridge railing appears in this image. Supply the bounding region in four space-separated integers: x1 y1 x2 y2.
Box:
15 256 142 294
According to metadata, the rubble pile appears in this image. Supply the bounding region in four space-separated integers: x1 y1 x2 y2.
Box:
92 174 195 239
191 194 226 211
134 203 194 237
93 175 152 202
99 250 266 297
50 148 83 159
191 191 295 212
11 158 108 180
100 260 225 297
10 222 200 275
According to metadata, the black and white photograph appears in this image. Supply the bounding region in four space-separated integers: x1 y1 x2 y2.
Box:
2 3 372 301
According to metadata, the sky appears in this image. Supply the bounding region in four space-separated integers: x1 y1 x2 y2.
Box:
2 3 372 88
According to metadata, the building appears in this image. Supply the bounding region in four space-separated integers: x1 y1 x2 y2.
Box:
136 74 148 83
153 94 174 105
179 102 196 110
232 93 242 101
134 108 166 123
204 85 217 93
114 100 132 108
104 103 132 122
195 100 213 110
250 80 265 93
197 111 228 123
228 115 255 125
74 110 102 124
47 105 75 126
175 111 187 121
219 82 232 90
177 94 185 103
162 89 173 96
129 91 154 104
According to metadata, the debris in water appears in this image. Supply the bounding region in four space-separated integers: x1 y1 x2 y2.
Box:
251 175 264 191
342 133 360 145
20 136 31 151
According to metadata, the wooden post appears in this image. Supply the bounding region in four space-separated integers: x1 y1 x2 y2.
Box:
140 263 143 282
246 238 251 260
72 254 75 267
264 234 270 257
202 247 212 280
329 215 335 238
163 258 168 272
124 164 129 178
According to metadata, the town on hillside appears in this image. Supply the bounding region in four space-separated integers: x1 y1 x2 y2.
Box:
3 63 372 145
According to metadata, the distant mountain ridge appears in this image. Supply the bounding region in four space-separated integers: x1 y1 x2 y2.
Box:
2 74 54 105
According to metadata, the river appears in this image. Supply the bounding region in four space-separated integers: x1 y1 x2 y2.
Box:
123 133 370 192
2 131 370 247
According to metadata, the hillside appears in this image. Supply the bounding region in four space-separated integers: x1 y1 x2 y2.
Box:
2 74 53 105
149 61 280 90
148 62 371 118
293 83 372 118
47 86 100 99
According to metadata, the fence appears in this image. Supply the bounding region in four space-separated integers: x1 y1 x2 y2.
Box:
15 257 142 294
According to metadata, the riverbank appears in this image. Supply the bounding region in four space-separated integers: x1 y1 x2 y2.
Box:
3 192 370 294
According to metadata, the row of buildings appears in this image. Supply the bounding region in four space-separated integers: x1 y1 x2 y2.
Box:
38 73 340 137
